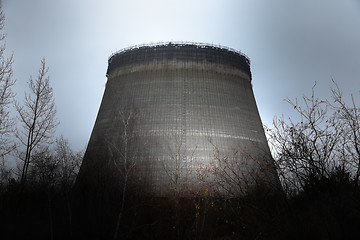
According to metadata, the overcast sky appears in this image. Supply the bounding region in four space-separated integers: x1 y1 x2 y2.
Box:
2 0 360 150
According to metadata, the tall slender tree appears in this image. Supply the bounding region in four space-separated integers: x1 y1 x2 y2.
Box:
15 58 58 186
0 1 16 158
107 103 139 240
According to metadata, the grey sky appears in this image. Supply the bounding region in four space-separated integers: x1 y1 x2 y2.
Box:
2 0 360 150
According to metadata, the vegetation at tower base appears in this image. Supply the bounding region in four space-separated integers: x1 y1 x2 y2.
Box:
76 42 281 197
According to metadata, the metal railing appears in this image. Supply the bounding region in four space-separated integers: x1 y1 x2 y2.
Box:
108 41 250 64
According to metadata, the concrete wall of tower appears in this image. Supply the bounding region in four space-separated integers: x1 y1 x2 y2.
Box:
77 43 280 196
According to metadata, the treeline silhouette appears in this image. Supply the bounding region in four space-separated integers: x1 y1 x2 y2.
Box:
0 166 359 239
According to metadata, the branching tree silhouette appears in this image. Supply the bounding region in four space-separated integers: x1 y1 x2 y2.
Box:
209 146 258 196
163 135 198 197
0 2 15 158
199 139 279 198
329 80 360 183
106 102 139 240
267 81 360 194
15 58 59 187
53 135 83 188
26 136 82 189
162 136 198 240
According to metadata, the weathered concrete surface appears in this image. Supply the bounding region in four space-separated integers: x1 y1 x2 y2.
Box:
77 43 281 197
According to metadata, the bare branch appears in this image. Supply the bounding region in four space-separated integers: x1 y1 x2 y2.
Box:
0 4 15 158
15 58 59 187
269 80 360 195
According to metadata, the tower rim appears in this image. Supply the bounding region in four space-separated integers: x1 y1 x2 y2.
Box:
106 42 251 80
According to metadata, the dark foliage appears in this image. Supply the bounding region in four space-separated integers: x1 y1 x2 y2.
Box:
1 167 360 240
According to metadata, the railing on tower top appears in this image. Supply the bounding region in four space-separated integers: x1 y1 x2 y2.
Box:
108 41 250 65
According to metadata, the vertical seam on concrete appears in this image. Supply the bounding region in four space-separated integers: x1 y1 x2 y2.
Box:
181 61 187 167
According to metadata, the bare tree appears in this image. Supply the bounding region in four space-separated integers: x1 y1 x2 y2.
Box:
53 135 83 188
0 2 16 158
26 137 82 189
329 80 360 183
15 58 59 187
164 135 184 198
267 81 360 194
209 146 257 196
27 147 56 187
163 135 198 197
199 140 279 198
22 136 82 240
0 157 11 191
106 103 139 240
161 135 198 240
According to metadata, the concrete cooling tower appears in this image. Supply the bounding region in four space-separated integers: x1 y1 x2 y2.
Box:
77 42 280 197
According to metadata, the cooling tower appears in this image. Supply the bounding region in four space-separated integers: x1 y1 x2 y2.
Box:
77 43 280 197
